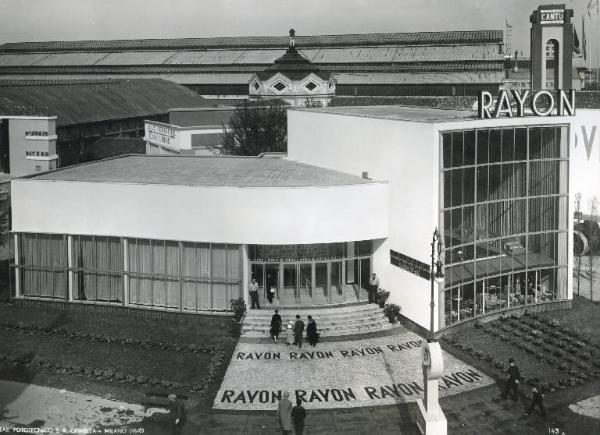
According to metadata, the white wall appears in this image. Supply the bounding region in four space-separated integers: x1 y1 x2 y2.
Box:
570 109 600 214
11 180 388 245
288 110 437 330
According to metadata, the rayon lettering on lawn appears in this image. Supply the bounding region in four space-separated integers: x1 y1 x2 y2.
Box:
214 331 493 410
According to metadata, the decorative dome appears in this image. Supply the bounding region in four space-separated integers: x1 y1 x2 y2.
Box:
249 29 335 107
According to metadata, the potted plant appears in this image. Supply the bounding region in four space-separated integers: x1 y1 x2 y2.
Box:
383 303 401 323
230 298 246 322
376 289 390 308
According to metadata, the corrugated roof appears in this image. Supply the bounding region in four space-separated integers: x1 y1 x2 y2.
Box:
0 45 502 68
0 30 503 52
24 155 378 187
0 79 209 126
335 71 504 84
86 137 146 160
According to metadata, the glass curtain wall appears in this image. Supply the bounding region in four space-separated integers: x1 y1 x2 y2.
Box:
127 239 241 311
14 233 242 312
441 126 568 327
249 241 372 306
18 233 68 298
72 235 123 302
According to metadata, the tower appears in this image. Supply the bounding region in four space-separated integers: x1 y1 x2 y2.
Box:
530 4 574 90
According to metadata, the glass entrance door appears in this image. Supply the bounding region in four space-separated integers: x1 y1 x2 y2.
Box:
264 263 279 306
282 264 297 306
298 263 312 305
314 262 328 305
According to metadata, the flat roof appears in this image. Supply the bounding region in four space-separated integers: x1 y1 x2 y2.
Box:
291 104 477 123
23 155 377 188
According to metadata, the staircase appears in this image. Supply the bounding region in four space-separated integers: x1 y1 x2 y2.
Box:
241 302 398 338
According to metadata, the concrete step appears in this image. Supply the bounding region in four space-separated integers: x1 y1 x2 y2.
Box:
242 321 398 338
242 313 388 330
244 303 383 318
244 312 387 325
241 303 394 338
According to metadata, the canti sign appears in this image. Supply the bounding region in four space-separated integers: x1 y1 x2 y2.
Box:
478 90 576 119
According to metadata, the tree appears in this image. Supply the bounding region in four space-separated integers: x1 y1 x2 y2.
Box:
221 100 287 156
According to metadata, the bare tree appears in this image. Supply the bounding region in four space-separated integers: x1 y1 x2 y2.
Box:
575 193 582 295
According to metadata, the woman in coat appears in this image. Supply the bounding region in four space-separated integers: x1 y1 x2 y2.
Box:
306 315 319 347
277 391 294 434
270 309 282 342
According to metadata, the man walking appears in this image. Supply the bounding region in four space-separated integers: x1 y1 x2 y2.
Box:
167 393 185 435
293 314 305 348
502 358 521 401
291 398 307 435
524 385 546 416
368 273 379 304
249 278 260 309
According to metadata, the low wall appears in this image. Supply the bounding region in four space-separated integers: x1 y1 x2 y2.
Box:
10 297 234 325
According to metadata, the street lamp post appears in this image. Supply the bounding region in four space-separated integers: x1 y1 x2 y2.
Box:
430 228 444 333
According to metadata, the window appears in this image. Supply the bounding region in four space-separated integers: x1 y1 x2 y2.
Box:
305 82 317 91
273 82 287 92
253 81 260 90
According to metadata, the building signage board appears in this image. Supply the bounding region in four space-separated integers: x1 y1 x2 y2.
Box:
390 249 430 280
478 89 576 119
539 9 565 25
147 123 176 147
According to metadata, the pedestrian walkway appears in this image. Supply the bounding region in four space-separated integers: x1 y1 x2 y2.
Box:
0 379 168 430
214 326 493 411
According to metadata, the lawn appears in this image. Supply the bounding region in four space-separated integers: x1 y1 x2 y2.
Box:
441 295 600 395
0 301 240 408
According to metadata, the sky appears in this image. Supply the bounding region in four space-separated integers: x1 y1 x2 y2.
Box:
0 0 598 64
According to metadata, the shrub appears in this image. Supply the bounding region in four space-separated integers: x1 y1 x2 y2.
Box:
230 298 247 322
499 334 509 342
532 339 543 347
383 303 402 323
473 321 483 329
376 289 390 308
531 329 543 337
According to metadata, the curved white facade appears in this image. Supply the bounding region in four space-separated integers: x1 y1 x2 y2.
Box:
11 180 389 245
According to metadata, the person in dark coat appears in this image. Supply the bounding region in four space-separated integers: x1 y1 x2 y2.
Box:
168 393 185 435
524 385 546 416
291 398 307 435
293 315 305 348
306 315 319 347
501 358 521 401
270 309 282 342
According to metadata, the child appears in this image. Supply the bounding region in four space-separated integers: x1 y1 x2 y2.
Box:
285 321 294 345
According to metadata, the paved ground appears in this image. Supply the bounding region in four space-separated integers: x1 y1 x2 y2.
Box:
0 379 168 430
215 327 492 411
2 325 600 434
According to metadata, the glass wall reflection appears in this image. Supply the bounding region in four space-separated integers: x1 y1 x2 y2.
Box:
441 126 569 327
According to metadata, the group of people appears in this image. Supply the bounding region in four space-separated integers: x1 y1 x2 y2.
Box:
502 358 546 417
270 310 319 347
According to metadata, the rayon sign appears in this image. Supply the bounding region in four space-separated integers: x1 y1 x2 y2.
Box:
478 90 575 119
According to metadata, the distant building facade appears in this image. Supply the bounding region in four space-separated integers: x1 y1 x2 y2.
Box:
0 31 506 99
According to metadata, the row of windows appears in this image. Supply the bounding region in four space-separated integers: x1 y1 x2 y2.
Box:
442 126 567 169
